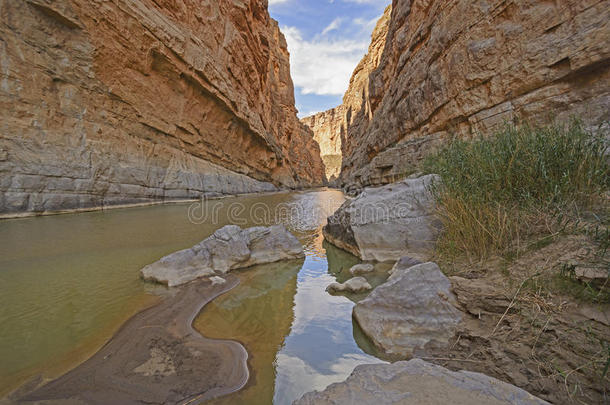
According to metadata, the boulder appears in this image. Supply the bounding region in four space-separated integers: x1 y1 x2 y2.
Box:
349 263 375 275
353 261 461 357
323 175 441 262
141 225 304 287
326 277 372 294
293 359 549 405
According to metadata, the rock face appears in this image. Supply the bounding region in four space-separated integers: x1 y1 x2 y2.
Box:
293 359 549 405
0 0 326 216
301 5 392 183
141 225 304 287
353 262 462 358
326 276 372 294
323 174 440 262
307 0 610 188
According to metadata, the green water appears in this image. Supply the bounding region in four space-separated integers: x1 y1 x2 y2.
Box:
0 190 387 402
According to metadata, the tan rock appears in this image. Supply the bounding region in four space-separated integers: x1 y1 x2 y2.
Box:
0 0 325 216
301 5 392 183
306 0 610 188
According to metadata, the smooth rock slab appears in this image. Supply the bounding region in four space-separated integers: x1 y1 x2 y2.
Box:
141 225 304 287
293 359 549 405
353 261 462 357
323 175 441 262
326 277 372 293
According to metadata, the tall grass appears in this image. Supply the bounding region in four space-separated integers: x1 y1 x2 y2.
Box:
424 120 609 259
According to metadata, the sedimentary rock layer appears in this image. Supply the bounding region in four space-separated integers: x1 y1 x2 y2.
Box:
308 0 610 188
0 0 325 215
301 5 392 183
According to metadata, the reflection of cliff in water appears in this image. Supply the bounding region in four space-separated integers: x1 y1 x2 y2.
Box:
194 259 302 405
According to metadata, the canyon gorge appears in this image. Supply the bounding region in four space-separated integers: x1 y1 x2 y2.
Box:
303 0 609 188
1 0 609 404
0 0 325 216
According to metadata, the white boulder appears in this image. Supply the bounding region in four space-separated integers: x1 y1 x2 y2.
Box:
141 225 304 287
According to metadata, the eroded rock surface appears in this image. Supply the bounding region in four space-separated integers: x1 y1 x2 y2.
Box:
306 0 609 188
293 359 549 405
141 225 304 287
353 262 462 358
0 0 325 216
323 174 440 262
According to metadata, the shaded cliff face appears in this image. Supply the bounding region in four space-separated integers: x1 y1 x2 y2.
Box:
301 5 391 183
0 0 325 215
310 0 610 188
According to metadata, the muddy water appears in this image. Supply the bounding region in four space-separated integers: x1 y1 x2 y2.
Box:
0 189 387 402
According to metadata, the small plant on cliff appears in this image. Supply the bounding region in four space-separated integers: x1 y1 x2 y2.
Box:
424 120 609 259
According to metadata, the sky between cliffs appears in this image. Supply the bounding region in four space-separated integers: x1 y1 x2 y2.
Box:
269 0 389 118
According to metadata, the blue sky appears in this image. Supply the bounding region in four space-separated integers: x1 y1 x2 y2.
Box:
269 0 389 117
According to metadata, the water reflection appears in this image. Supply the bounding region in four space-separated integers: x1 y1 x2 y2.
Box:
0 189 386 403
200 214 387 405
194 260 302 405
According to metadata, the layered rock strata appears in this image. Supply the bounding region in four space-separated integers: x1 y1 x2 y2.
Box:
306 0 610 188
301 5 392 183
0 0 326 215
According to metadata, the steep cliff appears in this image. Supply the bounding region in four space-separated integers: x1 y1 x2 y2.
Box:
309 0 610 188
301 5 391 183
0 0 325 215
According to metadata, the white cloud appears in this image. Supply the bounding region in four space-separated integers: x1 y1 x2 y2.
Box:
283 26 368 96
321 17 343 36
269 0 289 4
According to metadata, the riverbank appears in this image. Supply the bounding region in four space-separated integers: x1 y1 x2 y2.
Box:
0 188 329 220
6 276 249 405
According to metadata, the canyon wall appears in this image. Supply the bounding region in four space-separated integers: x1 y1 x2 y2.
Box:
301 5 392 183
309 0 610 188
0 0 325 215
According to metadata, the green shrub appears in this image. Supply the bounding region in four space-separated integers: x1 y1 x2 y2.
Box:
424 120 609 258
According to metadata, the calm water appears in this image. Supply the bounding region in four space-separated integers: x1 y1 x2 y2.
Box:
0 190 387 402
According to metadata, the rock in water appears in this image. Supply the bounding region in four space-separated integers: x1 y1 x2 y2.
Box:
293 359 549 405
353 261 461 357
141 225 304 287
323 175 441 262
349 263 375 275
326 277 372 293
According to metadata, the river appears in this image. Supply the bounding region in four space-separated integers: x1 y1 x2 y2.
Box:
0 189 388 403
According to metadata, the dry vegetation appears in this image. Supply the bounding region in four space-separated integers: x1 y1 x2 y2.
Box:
423 121 609 404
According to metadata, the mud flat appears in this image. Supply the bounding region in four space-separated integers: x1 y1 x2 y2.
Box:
7 276 248 405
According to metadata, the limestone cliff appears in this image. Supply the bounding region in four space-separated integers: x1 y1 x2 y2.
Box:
301 5 391 183
309 0 610 188
0 0 325 215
